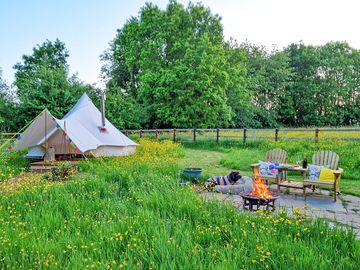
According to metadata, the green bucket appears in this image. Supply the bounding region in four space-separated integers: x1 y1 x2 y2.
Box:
183 168 202 181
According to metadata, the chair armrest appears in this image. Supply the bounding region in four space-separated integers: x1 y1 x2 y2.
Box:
296 167 308 173
333 168 343 177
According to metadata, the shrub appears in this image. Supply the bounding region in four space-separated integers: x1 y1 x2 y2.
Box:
50 161 77 181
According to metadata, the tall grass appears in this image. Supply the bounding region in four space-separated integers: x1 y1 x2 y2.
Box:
0 140 359 269
0 150 29 181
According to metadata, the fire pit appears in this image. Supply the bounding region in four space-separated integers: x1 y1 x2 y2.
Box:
241 192 280 211
241 177 280 211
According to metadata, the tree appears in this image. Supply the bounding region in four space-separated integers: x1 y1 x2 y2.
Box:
102 83 148 129
224 40 252 127
241 42 294 127
316 42 360 125
0 68 16 131
285 42 360 126
103 1 248 128
13 39 86 128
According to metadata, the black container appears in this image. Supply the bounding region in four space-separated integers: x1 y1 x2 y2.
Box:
302 157 308 168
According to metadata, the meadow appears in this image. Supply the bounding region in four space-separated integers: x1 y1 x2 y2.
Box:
0 140 359 269
0 150 29 181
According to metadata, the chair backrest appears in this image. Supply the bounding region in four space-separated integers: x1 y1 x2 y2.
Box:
265 148 287 164
312 150 339 170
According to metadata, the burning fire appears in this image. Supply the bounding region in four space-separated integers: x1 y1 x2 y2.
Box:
250 178 272 199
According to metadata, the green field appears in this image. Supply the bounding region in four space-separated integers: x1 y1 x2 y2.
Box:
0 139 359 269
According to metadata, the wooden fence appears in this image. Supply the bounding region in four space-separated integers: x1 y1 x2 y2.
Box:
0 133 19 151
122 128 360 143
1 128 359 151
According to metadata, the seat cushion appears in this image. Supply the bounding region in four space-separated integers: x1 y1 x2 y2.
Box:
307 164 322 180
319 167 335 182
259 160 279 177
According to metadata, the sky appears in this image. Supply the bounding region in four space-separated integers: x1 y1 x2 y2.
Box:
1 0 360 87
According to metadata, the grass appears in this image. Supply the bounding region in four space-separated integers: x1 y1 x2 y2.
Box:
0 151 29 181
180 139 360 196
0 139 359 269
179 149 231 178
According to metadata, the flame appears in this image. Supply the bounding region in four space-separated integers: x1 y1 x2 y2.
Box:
250 178 272 199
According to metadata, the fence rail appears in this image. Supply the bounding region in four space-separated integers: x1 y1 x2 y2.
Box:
0 132 19 150
1 128 359 151
121 128 360 143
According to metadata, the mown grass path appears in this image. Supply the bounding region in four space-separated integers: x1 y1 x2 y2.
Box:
179 149 239 179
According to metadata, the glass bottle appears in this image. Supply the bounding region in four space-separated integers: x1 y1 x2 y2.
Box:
302 156 308 168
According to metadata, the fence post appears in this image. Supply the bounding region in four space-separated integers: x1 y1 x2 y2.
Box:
216 128 219 144
140 129 143 138
243 128 247 144
193 128 196 142
155 129 158 139
125 130 129 137
315 128 319 143
173 128 176 143
275 128 279 142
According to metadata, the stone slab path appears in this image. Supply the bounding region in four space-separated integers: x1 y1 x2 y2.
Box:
199 185 360 239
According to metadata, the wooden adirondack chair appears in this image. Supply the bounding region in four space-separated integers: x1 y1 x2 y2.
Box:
251 148 288 184
303 150 343 201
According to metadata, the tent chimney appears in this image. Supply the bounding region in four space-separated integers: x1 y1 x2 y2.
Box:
100 93 106 132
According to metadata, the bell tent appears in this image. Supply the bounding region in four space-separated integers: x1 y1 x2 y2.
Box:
13 93 138 159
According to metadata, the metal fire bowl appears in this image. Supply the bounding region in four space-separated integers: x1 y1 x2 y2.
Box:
240 192 280 202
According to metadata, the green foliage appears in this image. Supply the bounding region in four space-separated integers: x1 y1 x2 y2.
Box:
0 68 16 131
0 150 29 181
49 161 77 182
103 1 247 128
104 84 148 129
0 140 359 269
13 39 89 129
0 75 8 128
240 42 294 127
234 41 360 128
285 41 360 126
224 40 251 127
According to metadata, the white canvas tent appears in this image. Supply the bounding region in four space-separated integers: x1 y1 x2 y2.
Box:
13 93 138 158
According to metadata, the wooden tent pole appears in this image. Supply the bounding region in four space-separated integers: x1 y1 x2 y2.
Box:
44 109 47 150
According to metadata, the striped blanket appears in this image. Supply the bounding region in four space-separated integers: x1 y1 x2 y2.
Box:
206 175 235 186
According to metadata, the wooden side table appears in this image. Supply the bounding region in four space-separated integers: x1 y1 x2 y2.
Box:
276 165 307 193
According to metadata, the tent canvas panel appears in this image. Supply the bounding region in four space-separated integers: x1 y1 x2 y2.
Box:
13 109 57 151
89 145 137 157
46 129 77 155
